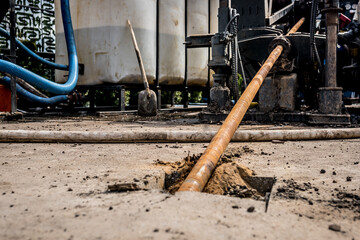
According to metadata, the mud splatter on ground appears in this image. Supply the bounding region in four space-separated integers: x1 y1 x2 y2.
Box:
329 192 360 216
276 179 315 200
276 179 360 221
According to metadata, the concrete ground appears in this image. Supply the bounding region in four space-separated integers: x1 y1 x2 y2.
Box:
0 115 359 240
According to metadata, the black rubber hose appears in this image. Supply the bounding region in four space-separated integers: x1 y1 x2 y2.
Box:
310 0 322 69
231 10 239 100
224 13 240 32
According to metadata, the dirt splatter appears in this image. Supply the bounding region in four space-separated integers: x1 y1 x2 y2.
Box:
276 179 315 200
276 179 360 220
329 192 360 214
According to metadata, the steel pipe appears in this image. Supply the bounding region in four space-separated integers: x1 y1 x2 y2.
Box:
0 128 359 143
325 10 338 87
178 18 306 192
9 0 17 113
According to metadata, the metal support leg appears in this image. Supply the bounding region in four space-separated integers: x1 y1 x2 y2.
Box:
183 87 189 109
89 89 95 112
9 0 17 113
325 10 338 88
319 3 343 114
206 1 233 113
156 88 161 110
119 86 125 111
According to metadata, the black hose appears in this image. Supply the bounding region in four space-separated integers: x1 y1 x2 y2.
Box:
310 0 322 69
224 13 240 32
231 10 239 100
237 41 247 88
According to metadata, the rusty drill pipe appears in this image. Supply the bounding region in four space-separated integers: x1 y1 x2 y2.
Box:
178 18 305 192
287 17 305 35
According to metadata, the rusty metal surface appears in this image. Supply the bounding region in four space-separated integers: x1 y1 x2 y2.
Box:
324 10 339 88
259 73 297 112
287 17 305 35
178 18 306 192
318 87 343 114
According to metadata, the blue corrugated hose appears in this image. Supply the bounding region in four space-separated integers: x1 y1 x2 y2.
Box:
0 27 68 70
0 0 78 95
0 77 68 105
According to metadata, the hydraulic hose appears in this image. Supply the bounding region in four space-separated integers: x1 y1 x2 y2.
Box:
0 27 68 70
224 13 240 32
237 41 247 88
231 9 239 100
310 0 322 68
0 77 68 105
0 0 78 95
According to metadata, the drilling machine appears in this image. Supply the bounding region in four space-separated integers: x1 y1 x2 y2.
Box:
186 0 360 125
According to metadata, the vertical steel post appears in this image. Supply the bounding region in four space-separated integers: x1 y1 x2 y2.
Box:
183 0 188 109
219 0 231 8
155 0 161 110
325 8 338 87
9 0 17 113
218 0 231 32
319 0 342 114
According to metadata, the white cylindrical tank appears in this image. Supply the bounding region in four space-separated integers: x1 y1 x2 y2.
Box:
209 0 219 85
187 0 209 87
55 0 219 88
210 0 219 34
158 0 186 86
55 0 156 86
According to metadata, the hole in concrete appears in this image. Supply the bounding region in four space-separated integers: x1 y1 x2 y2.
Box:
156 148 276 200
104 147 275 201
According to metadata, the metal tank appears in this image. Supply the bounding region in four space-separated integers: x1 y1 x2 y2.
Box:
55 0 218 88
158 0 186 86
210 0 220 34
187 0 210 87
55 0 156 86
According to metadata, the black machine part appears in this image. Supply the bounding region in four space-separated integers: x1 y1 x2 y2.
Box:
0 1 9 22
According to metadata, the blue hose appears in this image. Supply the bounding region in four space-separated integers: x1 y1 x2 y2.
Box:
0 0 78 95
0 27 68 70
0 77 68 105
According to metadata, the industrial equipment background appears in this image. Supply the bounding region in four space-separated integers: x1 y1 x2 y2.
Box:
178 18 305 193
0 0 359 125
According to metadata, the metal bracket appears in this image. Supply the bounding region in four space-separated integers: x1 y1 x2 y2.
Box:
268 35 292 57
